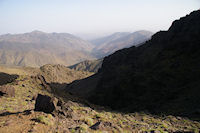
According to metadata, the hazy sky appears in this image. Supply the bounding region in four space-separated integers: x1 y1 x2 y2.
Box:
0 0 199 39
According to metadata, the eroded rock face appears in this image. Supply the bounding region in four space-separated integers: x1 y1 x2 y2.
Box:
34 94 58 113
0 85 15 97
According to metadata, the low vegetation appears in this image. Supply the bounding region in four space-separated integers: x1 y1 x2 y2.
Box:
0 65 199 133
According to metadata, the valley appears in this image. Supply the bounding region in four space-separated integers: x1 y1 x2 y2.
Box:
0 5 199 133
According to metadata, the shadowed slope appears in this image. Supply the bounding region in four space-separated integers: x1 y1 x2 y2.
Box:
90 10 200 116
65 10 200 119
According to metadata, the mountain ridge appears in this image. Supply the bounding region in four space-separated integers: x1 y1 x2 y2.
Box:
0 31 95 67
91 30 153 58
65 10 200 118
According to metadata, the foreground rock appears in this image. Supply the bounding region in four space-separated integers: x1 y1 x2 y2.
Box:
34 94 67 117
0 85 15 97
34 94 58 113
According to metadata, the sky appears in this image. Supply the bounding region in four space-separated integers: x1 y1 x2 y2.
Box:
0 0 199 39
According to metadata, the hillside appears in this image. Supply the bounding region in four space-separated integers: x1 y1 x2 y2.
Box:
69 59 103 73
91 30 153 58
66 10 200 119
0 31 95 67
39 64 93 90
90 10 200 116
0 65 200 133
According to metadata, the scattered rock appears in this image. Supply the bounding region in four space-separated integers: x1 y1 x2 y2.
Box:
28 129 37 133
103 122 112 127
25 99 29 102
31 94 38 101
150 130 161 133
14 80 20 85
0 85 15 97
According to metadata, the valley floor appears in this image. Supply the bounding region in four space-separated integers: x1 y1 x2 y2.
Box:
0 66 199 133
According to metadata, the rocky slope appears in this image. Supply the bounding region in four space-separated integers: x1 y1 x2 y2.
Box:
0 31 95 67
91 30 153 58
89 10 200 116
69 59 103 73
66 10 200 119
0 65 199 133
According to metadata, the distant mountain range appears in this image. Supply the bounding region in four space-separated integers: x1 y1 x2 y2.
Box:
0 30 153 67
0 31 95 67
91 30 153 58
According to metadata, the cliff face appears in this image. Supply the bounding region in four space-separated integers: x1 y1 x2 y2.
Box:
89 10 200 115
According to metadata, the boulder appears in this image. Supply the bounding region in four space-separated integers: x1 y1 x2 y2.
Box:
34 94 66 116
0 73 18 86
0 85 15 97
34 94 58 113
90 122 103 130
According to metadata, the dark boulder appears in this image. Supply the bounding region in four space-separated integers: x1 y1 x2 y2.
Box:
34 94 58 113
0 85 15 97
34 94 66 117
90 122 103 130
0 72 18 86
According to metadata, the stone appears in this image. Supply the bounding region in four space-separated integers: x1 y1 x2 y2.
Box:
90 122 103 130
0 85 15 97
34 94 58 113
